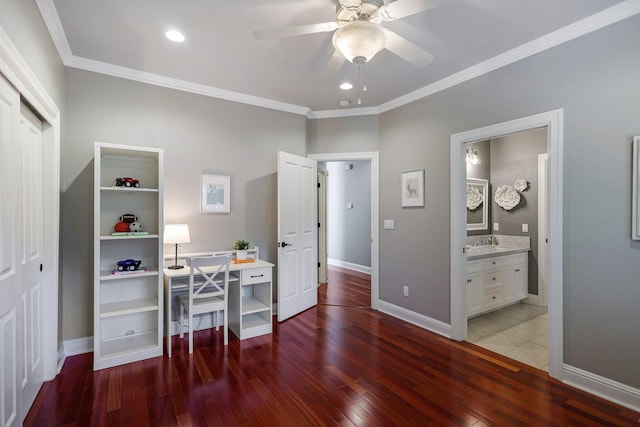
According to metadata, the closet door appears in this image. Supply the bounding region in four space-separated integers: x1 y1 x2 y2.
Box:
19 105 44 412
0 73 23 427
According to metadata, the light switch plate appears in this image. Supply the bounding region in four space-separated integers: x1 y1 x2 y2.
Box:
384 220 395 230
493 223 499 231
522 223 529 232
347 203 353 209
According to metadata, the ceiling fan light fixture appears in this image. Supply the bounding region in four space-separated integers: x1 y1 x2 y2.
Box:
332 21 386 63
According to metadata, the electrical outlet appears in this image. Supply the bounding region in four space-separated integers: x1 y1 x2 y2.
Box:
403 286 409 297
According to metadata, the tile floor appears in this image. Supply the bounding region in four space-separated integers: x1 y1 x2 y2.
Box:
467 303 549 371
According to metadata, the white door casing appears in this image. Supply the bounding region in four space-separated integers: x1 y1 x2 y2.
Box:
0 25 61 420
277 152 318 322
308 152 380 310
450 110 564 380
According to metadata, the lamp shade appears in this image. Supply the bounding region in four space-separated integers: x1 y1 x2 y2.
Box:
164 224 191 244
332 21 386 64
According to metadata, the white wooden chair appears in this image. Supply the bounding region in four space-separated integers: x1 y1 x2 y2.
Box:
179 255 230 353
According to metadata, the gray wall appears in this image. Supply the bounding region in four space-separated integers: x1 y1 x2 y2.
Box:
62 68 307 340
373 16 640 387
307 116 380 154
490 128 547 294
327 161 371 267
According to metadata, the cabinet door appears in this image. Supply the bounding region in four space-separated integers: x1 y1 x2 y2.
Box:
466 272 483 317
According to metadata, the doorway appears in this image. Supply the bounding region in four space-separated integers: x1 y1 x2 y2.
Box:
308 152 379 309
464 129 549 369
450 110 564 380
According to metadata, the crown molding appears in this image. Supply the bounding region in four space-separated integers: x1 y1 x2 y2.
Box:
36 0 640 119
36 0 72 63
378 0 640 114
307 106 380 119
65 55 310 116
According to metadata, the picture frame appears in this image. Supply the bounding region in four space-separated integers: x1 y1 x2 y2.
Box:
401 169 425 207
201 174 230 213
633 137 640 240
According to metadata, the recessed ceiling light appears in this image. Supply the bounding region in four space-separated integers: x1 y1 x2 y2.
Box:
338 100 351 108
340 82 353 90
165 30 185 43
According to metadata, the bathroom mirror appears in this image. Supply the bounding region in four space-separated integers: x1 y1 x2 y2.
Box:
467 178 488 231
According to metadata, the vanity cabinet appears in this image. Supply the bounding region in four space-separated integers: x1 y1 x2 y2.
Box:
467 252 527 317
93 142 163 370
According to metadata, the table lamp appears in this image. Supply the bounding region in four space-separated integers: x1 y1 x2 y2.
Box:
164 224 191 269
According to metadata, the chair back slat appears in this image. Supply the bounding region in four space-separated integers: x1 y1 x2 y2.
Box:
187 255 230 301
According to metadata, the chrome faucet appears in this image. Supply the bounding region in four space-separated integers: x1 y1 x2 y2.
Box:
482 236 494 246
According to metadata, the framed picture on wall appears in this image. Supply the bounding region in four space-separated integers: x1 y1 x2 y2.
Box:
401 169 425 207
201 174 230 213
633 136 640 240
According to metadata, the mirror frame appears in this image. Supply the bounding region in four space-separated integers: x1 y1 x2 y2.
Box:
467 178 488 231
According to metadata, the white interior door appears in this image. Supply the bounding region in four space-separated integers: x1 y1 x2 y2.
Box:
277 151 318 322
0 73 22 427
19 105 44 411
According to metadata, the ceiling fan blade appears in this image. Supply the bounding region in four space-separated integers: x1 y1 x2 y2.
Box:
253 22 338 40
378 0 443 21
383 29 433 68
323 50 346 75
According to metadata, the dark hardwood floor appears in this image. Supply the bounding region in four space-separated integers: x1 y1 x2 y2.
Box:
27 266 639 426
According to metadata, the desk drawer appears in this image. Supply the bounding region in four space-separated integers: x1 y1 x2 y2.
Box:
241 267 272 285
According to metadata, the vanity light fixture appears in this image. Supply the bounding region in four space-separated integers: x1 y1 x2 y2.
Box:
165 30 186 43
466 147 481 165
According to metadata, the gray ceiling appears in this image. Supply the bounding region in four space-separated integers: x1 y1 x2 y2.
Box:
47 0 625 114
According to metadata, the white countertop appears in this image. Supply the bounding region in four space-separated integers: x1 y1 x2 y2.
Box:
466 245 530 260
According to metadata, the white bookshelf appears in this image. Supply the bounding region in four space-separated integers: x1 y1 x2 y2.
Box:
93 142 164 370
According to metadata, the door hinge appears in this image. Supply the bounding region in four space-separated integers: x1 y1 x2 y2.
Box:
40 264 43 272
317 182 320 188
318 222 321 228
318 262 321 268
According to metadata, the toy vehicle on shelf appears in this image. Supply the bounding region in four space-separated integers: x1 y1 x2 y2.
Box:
115 177 140 188
116 259 142 271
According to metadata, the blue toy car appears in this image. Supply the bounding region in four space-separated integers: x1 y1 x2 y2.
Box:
117 259 142 271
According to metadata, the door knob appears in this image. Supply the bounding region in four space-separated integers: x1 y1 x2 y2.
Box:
278 242 292 248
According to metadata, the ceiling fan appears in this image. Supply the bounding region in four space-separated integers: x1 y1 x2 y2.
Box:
253 0 441 69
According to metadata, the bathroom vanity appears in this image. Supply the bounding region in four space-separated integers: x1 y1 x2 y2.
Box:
466 242 529 318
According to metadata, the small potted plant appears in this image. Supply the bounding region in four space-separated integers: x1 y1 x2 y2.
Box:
234 239 250 260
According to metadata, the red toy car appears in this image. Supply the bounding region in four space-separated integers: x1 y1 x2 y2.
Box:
115 177 140 188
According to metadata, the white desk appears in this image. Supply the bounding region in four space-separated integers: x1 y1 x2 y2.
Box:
163 259 274 357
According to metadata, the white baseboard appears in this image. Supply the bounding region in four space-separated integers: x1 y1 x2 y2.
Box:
62 336 93 358
327 258 371 275
377 300 451 338
563 364 640 412
57 344 65 373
